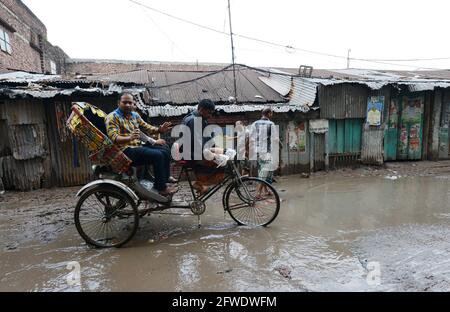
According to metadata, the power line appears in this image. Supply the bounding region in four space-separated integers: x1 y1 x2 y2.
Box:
349 58 443 70
128 0 229 36
148 64 235 89
137 6 192 59
127 0 350 59
127 0 448 70
146 64 300 90
233 35 444 69
361 57 450 62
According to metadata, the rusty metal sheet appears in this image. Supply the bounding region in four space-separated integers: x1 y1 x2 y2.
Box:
361 128 384 165
3 99 45 125
9 123 48 160
45 100 93 187
0 119 10 157
89 66 285 105
319 84 368 119
1 156 44 191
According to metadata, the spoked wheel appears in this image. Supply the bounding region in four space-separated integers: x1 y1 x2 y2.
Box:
225 177 280 226
74 186 139 248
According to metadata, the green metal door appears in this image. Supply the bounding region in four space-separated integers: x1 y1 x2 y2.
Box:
328 119 363 154
397 95 424 160
384 98 399 160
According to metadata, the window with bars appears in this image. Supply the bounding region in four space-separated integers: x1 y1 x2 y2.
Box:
0 27 12 54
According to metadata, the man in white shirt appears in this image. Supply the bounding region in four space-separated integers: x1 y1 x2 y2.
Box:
249 107 279 198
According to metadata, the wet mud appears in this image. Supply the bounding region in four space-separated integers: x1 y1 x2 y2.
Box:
1 162 449 291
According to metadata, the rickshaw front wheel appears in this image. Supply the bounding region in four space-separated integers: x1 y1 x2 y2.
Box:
225 177 280 227
74 186 139 248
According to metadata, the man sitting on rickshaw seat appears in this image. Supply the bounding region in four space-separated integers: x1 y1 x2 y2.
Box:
181 99 227 195
105 93 177 196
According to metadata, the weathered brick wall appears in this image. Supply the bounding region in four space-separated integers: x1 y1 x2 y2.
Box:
66 60 158 75
1 0 46 34
42 41 68 74
0 0 68 73
0 0 43 72
66 60 226 75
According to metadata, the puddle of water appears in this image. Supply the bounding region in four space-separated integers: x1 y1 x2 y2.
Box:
0 176 449 291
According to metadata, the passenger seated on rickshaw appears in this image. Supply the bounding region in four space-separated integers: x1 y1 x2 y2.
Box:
105 93 177 196
130 100 177 184
181 99 231 195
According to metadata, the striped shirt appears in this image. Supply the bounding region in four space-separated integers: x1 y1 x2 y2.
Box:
249 118 275 154
105 108 159 150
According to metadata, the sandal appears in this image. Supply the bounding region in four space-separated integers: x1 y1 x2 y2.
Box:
159 185 178 196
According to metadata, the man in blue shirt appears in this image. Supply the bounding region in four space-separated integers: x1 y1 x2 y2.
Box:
182 99 224 194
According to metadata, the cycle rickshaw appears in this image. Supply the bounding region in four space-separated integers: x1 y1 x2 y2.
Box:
67 102 280 248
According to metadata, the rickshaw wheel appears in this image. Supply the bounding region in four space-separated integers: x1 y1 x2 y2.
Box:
74 186 139 248
225 177 280 227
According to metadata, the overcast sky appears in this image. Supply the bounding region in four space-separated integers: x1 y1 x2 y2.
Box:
22 0 450 70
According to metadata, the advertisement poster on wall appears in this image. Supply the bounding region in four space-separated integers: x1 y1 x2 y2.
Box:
287 121 306 152
367 96 385 126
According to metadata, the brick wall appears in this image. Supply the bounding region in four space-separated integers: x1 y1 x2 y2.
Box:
66 59 226 76
0 0 68 73
42 41 68 74
66 61 154 75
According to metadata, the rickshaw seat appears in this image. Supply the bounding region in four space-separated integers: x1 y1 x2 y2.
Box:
66 102 132 174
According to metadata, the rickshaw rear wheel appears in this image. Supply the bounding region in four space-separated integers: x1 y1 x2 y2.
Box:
74 186 139 248
225 177 280 227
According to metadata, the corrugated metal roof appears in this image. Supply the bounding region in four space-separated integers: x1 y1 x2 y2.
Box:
0 85 146 99
143 103 313 117
276 67 450 81
0 71 61 83
374 70 450 80
258 71 318 113
88 66 286 105
272 68 450 92
259 75 291 96
405 82 450 92
291 78 318 112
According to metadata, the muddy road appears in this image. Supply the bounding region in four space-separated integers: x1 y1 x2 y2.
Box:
1 162 450 292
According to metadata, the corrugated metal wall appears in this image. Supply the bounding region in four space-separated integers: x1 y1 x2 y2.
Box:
9 123 48 160
313 133 325 171
0 99 48 191
280 120 310 174
2 156 45 190
0 101 10 157
327 119 363 169
361 127 384 165
1 96 119 190
362 87 391 165
44 98 118 187
45 100 93 187
440 89 450 159
318 84 369 119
